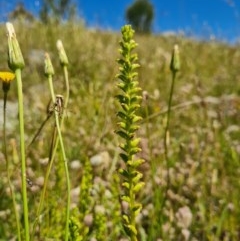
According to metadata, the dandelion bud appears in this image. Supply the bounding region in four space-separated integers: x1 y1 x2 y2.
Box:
170 44 180 73
56 40 69 66
6 22 25 71
44 53 54 77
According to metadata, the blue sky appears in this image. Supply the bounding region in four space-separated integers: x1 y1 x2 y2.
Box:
1 0 240 43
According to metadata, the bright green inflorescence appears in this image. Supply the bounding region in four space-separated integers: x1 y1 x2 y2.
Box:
116 25 145 241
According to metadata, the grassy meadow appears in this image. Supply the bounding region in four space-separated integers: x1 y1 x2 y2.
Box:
0 21 240 240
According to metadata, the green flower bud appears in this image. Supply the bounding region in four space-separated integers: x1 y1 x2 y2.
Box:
44 53 55 76
56 40 69 66
6 22 25 71
170 44 180 73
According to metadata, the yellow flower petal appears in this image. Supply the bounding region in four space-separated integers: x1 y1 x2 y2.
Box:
0 71 15 83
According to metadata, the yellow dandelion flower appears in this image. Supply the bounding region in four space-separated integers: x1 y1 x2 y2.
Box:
0 71 15 83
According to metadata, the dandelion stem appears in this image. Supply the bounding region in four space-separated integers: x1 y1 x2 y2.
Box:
2 88 21 241
63 65 69 108
16 68 30 241
3 91 8 160
31 122 57 240
164 71 176 188
48 74 70 241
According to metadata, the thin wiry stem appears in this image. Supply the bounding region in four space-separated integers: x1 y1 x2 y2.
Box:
31 124 57 240
164 71 176 189
161 70 178 231
28 113 53 148
2 90 21 241
48 75 70 241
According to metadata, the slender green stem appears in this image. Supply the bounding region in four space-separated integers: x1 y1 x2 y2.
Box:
61 64 70 241
15 68 30 241
2 90 22 241
163 71 176 197
164 72 176 151
32 68 70 240
63 66 70 109
55 107 70 241
31 125 57 240
3 91 8 163
28 113 52 148
48 75 70 241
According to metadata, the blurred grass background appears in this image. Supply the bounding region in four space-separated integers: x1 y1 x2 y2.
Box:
0 21 239 240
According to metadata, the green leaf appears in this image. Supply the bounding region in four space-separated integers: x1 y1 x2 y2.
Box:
119 168 129 178
119 153 129 163
117 111 128 120
116 130 130 139
117 58 125 65
115 94 126 104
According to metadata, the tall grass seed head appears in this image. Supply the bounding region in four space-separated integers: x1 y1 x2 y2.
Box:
6 22 25 71
170 44 180 72
56 40 69 66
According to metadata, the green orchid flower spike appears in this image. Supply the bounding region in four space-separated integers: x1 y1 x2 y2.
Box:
116 25 145 241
